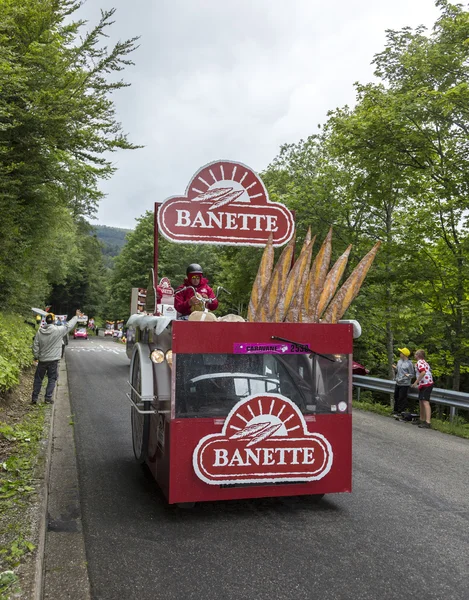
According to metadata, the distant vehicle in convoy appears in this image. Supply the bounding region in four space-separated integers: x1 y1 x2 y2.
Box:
104 329 113 337
352 361 369 375
74 327 88 340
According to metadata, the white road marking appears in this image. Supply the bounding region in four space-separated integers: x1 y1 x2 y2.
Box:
68 345 126 353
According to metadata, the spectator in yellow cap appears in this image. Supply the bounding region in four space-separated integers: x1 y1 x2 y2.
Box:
392 347 414 418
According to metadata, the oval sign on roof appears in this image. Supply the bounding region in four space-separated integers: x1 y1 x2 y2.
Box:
157 160 295 247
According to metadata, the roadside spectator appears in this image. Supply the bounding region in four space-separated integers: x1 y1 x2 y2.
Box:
31 309 82 405
392 347 414 418
56 319 69 358
411 349 434 429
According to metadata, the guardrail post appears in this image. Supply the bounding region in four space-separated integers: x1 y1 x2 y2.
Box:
357 388 360 402
450 406 457 423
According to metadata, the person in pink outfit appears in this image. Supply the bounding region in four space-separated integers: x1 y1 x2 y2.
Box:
174 264 218 317
412 349 434 428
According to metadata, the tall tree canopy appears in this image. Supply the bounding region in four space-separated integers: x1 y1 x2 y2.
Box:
262 0 469 389
0 0 139 312
108 211 222 320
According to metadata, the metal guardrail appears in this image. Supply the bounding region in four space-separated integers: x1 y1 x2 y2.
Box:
353 375 469 421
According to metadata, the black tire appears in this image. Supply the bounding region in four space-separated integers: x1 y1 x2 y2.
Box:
310 494 325 503
130 350 150 463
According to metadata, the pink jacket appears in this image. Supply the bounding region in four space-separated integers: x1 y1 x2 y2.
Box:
174 277 218 316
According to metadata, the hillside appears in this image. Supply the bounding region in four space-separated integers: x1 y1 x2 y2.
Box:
94 224 131 267
94 224 130 252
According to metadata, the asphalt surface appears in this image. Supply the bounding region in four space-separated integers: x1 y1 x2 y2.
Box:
65 337 469 600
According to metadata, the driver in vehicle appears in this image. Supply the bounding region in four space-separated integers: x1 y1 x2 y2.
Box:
175 264 218 317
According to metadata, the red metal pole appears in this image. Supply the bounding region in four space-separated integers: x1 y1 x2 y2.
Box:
154 203 159 279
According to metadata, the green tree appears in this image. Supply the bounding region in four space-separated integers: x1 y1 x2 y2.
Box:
107 211 226 320
0 0 139 311
107 212 155 319
347 0 469 389
262 1 469 390
48 219 108 319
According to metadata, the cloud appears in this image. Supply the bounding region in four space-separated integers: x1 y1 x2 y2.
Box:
76 0 440 228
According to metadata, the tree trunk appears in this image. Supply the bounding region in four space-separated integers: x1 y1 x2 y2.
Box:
451 244 464 391
385 206 395 406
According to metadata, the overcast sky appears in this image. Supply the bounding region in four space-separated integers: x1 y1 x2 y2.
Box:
76 0 441 229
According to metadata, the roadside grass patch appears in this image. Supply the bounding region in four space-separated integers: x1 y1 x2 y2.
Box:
0 370 48 599
429 416 469 439
353 397 469 439
0 314 35 393
353 398 393 417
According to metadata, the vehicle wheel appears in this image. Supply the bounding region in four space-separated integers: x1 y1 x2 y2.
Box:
130 350 150 463
310 494 325 503
176 502 196 509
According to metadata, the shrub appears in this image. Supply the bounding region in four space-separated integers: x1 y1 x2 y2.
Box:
0 314 35 392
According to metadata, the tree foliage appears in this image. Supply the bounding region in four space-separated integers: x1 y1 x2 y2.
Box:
107 211 223 320
0 0 139 313
261 0 469 389
0 313 35 391
3 0 468 397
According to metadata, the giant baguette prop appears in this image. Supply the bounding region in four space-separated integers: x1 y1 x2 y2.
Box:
247 233 274 322
322 241 381 323
277 238 315 322
285 233 316 322
301 227 312 252
315 244 352 320
245 228 379 325
255 235 295 322
284 227 313 321
302 227 333 323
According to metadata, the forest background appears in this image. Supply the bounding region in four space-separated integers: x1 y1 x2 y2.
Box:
1 0 468 394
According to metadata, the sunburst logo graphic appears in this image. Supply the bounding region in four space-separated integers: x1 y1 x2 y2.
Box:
193 394 333 485
157 160 295 247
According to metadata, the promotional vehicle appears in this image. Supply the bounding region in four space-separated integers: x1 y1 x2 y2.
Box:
127 318 353 506
74 327 88 340
104 321 115 336
126 160 377 506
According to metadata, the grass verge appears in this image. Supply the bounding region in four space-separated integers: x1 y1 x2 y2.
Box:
0 370 49 599
353 399 469 439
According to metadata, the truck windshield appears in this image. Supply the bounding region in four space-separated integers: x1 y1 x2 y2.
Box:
175 353 349 418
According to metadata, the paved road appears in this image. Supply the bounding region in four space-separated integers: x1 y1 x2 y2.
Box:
66 338 469 600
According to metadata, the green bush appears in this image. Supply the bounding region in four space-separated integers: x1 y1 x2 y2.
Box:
0 314 34 392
